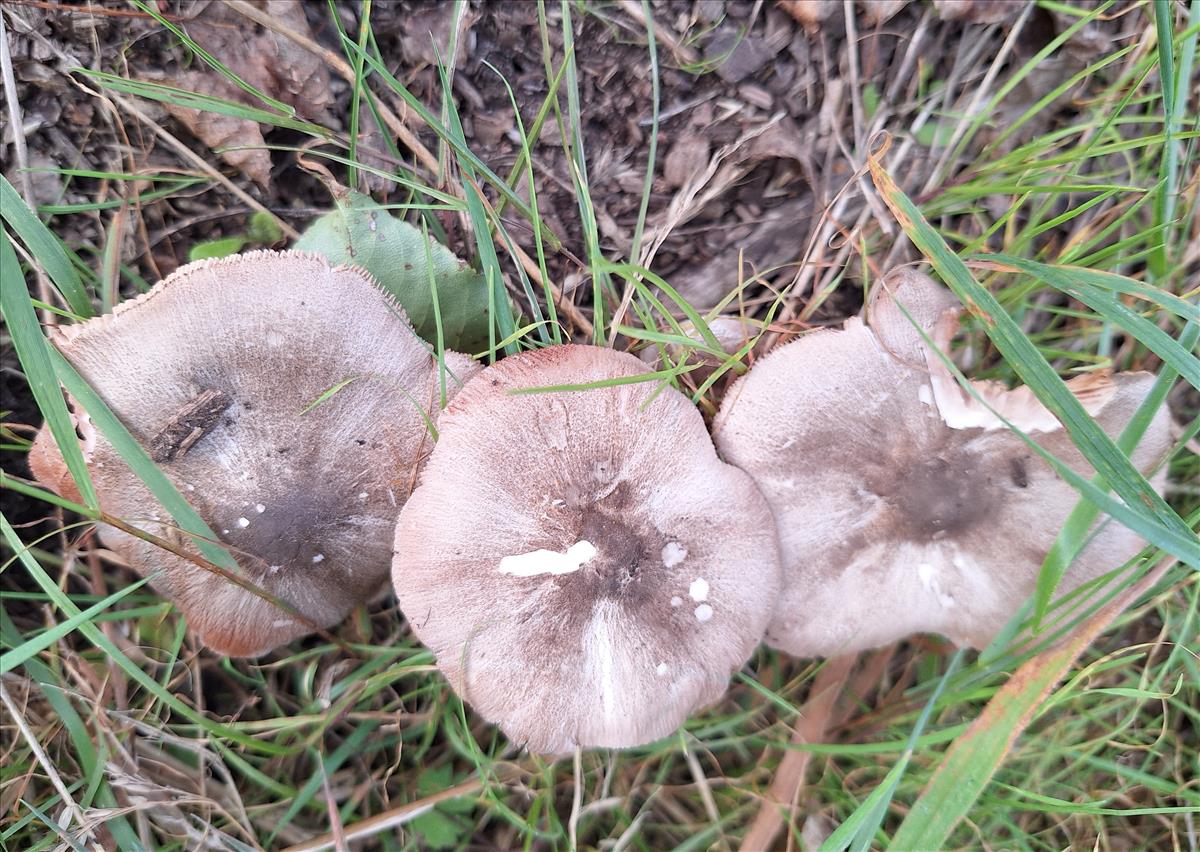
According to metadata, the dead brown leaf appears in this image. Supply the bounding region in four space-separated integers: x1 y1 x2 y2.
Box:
663 136 711 188
777 0 838 32
158 0 335 187
161 70 273 189
400 1 474 69
933 0 1024 24
859 0 908 26
182 0 333 119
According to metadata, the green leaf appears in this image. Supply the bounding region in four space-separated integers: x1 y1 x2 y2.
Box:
294 190 493 353
187 235 248 262
246 210 283 245
410 809 465 849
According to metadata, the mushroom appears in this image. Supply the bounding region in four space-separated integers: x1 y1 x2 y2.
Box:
713 268 1173 656
392 344 781 753
29 250 478 657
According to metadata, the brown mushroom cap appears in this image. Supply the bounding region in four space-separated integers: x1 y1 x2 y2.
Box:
30 250 478 656
713 269 1173 656
392 344 781 753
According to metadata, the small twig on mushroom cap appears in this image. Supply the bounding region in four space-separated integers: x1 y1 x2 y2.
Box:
24 251 480 658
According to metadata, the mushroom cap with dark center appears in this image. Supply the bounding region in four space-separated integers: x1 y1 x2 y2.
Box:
392 344 782 753
30 250 478 656
713 268 1173 656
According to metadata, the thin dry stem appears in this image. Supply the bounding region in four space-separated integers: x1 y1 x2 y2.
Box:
738 654 856 852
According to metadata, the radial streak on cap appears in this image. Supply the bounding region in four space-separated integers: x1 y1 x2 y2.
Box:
29 250 479 657
392 344 782 753
713 268 1173 656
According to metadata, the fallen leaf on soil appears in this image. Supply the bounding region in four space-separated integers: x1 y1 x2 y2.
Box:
400 1 474 69
933 0 1024 24
161 0 335 187
746 117 810 163
184 0 333 119
706 29 781 83
162 70 273 189
294 190 494 354
777 0 838 32
664 136 712 188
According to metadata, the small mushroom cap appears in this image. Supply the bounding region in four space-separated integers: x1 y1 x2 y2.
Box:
31 250 478 656
392 344 781 753
714 269 1172 656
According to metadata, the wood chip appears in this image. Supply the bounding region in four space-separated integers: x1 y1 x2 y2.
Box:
148 388 233 463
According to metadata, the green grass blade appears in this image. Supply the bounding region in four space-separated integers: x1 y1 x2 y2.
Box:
1 228 98 508
868 153 1191 541
0 577 149 673
264 720 381 844
1149 0 1178 277
431 51 518 358
984 258 1197 321
983 257 1199 389
47 347 239 572
887 569 1164 850
0 610 142 849
339 37 545 232
1 515 289 755
819 652 964 852
1 177 93 318
128 0 293 115
78 70 330 137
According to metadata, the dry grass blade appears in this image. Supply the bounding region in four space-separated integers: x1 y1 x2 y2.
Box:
0 682 89 840
224 0 440 176
889 557 1178 849
282 765 524 852
739 654 856 851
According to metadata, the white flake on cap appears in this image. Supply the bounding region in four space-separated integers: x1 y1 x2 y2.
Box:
498 540 598 577
661 541 688 567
